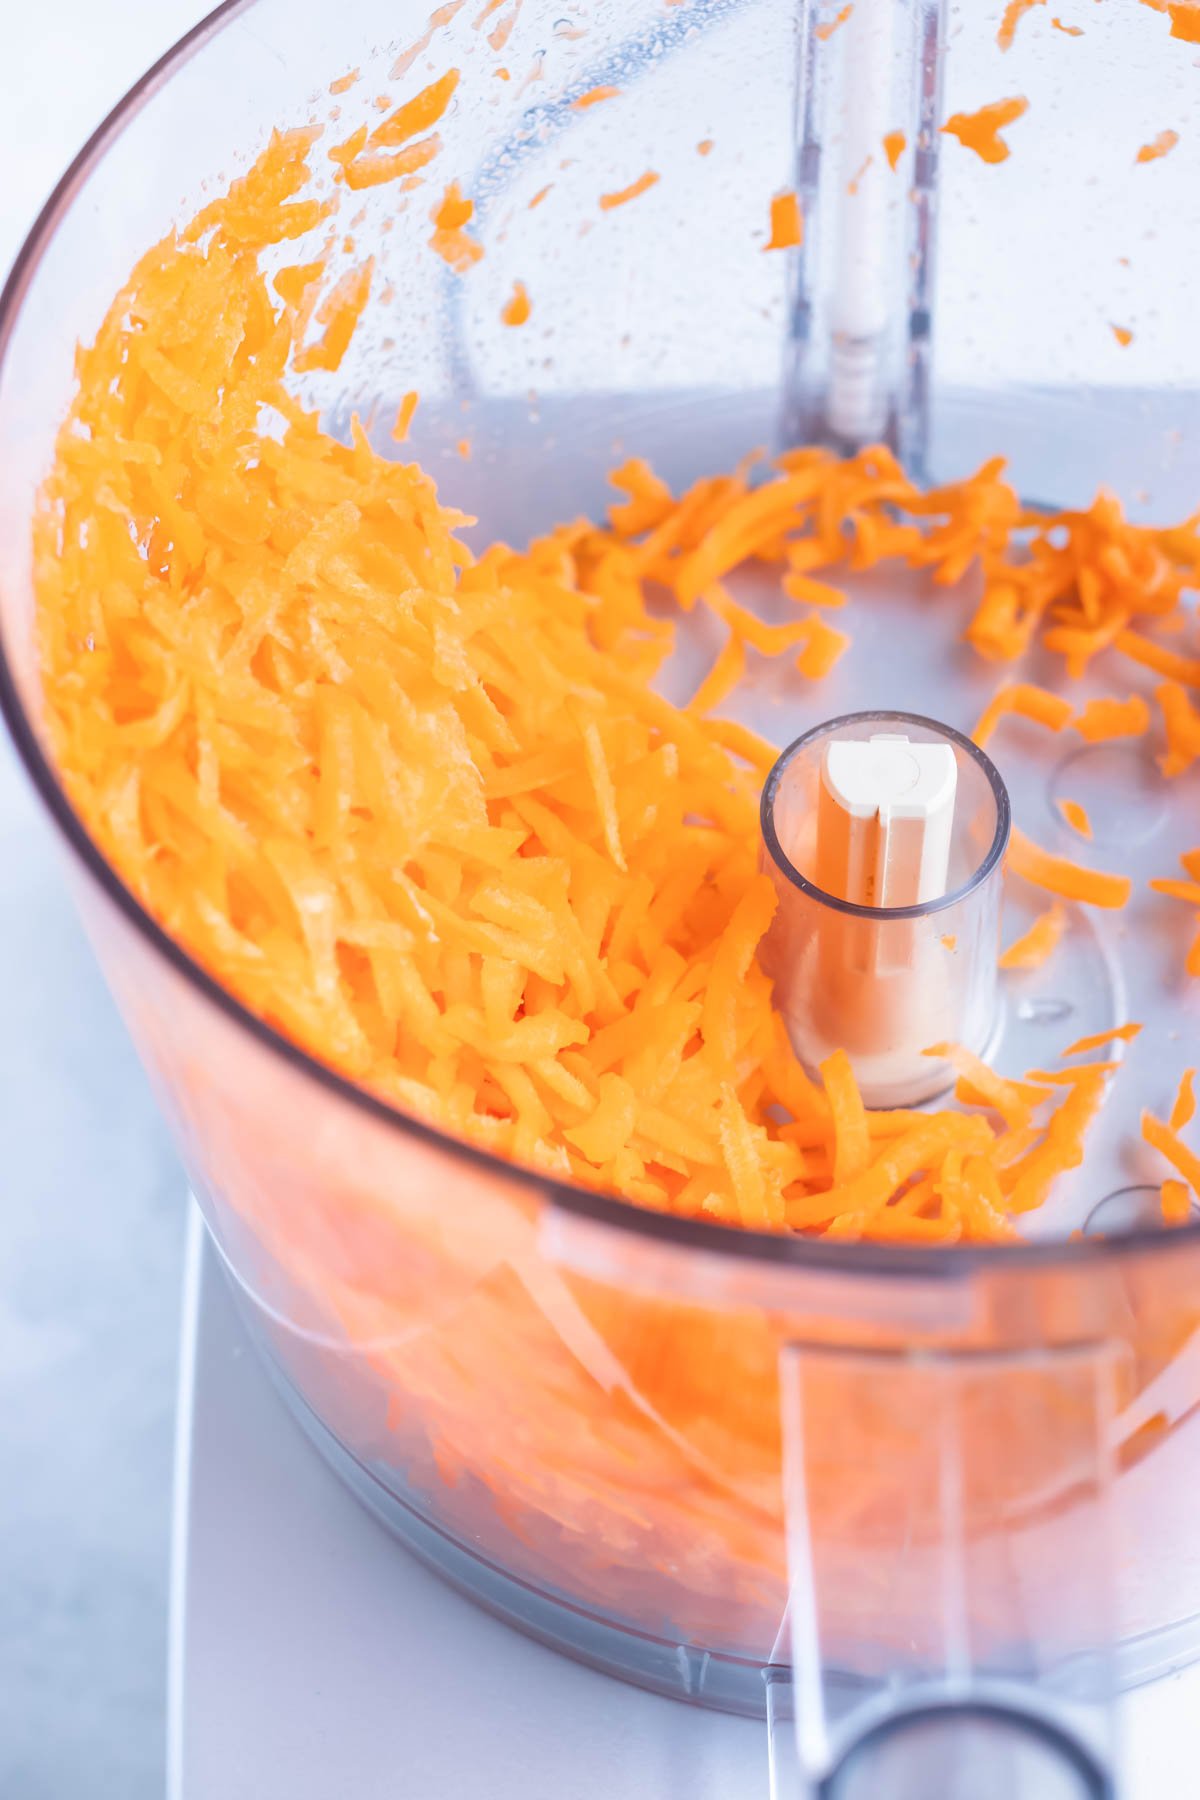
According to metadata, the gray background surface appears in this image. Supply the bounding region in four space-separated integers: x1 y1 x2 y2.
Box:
0 6 206 1795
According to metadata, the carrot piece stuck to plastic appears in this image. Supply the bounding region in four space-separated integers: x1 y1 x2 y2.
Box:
1063 1023 1143 1057
999 904 1066 971
941 97 1029 164
764 190 803 251
973 681 1073 748
1007 829 1132 909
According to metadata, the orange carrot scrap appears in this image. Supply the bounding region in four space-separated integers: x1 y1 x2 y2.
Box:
821 1049 870 1184
1156 681 1200 775
1063 1023 1142 1056
1144 1111 1200 1198
997 0 1045 51
390 1 466 79
1118 628 1200 687
429 181 483 270
795 615 849 679
1162 1179 1192 1225
392 390 419 442
329 68 360 94
1112 324 1134 348
1137 129 1180 163
1051 16 1083 32
697 138 714 156
1007 828 1131 909
941 933 957 951
572 85 620 108
1073 694 1150 742
815 3 853 38
1169 2 1200 42
972 681 1073 748
293 259 374 373
501 279 531 326
882 130 906 170
941 97 1029 165
999 904 1066 971
369 69 459 148
599 171 659 211
1172 1069 1197 1131
1057 798 1092 839
764 190 803 251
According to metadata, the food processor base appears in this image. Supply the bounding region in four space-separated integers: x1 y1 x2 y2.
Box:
170 1205 1200 1799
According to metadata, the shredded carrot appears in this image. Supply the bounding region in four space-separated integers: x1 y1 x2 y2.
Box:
1172 1069 1196 1131
501 279 531 326
941 933 957 951
972 681 1073 748
369 69 459 148
1117 628 1200 688
429 180 483 269
795 615 849 679
1169 2 1200 43
392 390 419 442
997 0 1044 50
999 904 1066 971
329 68 360 95
697 138 714 156
1051 16 1083 32
598 171 659 211
1144 1111 1200 1198
882 130 906 170
1162 1178 1192 1225
941 97 1029 164
572 84 620 108
390 1 465 79
820 1050 870 1184
528 183 552 209
1156 681 1200 776
1111 324 1134 348
764 190 803 251
1057 798 1092 839
1007 828 1132 909
1073 694 1150 742
1137 129 1180 163
293 259 374 373
815 3 853 39
1063 1023 1143 1056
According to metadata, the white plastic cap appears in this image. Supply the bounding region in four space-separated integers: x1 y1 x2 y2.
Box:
818 733 957 909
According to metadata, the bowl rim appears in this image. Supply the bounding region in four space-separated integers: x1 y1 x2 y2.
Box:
0 0 1192 1282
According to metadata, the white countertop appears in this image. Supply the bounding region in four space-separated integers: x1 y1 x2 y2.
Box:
0 7 208 1795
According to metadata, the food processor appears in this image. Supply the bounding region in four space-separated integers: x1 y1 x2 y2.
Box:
3 1 1200 1794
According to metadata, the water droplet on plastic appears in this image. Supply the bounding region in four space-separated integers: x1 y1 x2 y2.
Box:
1016 996 1074 1024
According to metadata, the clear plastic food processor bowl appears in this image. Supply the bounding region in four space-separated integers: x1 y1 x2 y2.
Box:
3 2 1200 1794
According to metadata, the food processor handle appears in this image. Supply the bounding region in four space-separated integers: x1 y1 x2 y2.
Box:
769 1337 1121 1799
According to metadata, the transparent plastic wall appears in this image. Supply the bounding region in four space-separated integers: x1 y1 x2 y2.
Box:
3 0 1200 1792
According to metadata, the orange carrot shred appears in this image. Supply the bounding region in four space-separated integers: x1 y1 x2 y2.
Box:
501 279 531 326
972 681 1073 748
1144 1111 1200 1199
998 903 1066 971
599 171 659 211
572 85 620 108
882 130 906 169
1169 2 1200 43
1051 16 1083 32
1162 1179 1192 1225
815 3 853 39
1063 1023 1143 1056
941 97 1029 165
369 69 459 148
1007 828 1131 909
997 0 1045 51
1171 1068 1197 1131
764 190 803 251
1111 324 1134 348
392 390 419 442
821 1049 870 1184
1137 129 1180 162
795 615 849 679
1073 695 1150 742
1057 797 1092 839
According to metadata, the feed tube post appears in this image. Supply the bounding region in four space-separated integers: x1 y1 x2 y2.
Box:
759 713 1010 1108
